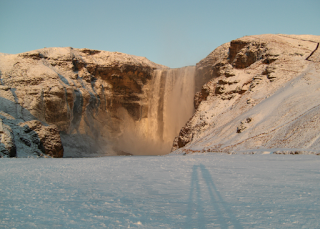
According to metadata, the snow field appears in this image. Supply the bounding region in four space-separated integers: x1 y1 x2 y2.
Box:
0 154 320 228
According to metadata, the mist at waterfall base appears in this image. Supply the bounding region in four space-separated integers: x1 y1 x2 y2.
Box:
114 66 196 156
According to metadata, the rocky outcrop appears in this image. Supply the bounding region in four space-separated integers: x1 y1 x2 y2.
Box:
20 120 63 157
2 34 320 157
172 34 320 154
0 111 62 158
0 115 16 157
0 48 165 157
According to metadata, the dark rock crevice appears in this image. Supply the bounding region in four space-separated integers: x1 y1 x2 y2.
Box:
306 43 319 61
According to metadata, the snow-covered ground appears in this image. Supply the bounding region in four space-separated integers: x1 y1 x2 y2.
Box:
1 154 319 228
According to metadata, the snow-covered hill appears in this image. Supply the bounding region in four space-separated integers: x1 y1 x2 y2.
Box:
172 34 320 155
0 48 166 157
1 34 320 157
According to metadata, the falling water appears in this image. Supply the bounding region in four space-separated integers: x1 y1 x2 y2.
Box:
115 66 196 155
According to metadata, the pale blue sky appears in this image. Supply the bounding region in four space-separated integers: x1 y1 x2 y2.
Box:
1 0 319 68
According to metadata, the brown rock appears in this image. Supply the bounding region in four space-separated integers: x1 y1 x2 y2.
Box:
20 120 63 158
0 47 166 157
0 118 16 157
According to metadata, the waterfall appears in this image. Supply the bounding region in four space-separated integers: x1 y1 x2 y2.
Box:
115 66 196 155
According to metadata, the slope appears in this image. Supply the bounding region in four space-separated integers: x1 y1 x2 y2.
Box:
172 34 320 154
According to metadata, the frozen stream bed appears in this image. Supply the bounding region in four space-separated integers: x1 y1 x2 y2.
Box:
1 154 320 228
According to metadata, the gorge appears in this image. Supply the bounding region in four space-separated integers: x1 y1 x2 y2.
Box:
116 66 197 155
1 34 320 157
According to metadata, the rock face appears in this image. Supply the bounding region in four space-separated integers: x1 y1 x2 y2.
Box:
2 34 319 157
0 111 62 158
0 48 164 157
20 120 63 158
172 34 320 154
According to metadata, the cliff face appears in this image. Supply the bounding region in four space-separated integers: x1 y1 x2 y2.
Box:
2 34 319 157
0 48 165 157
172 34 320 154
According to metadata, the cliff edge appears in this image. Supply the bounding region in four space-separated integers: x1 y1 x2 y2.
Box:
0 48 165 157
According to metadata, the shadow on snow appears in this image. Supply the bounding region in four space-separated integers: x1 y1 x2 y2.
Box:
185 164 243 229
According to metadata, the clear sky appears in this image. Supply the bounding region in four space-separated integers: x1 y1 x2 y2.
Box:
1 0 319 68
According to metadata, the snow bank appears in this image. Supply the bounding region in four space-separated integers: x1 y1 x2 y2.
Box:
1 154 319 228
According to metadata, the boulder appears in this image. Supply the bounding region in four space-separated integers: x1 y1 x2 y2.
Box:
20 120 63 158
